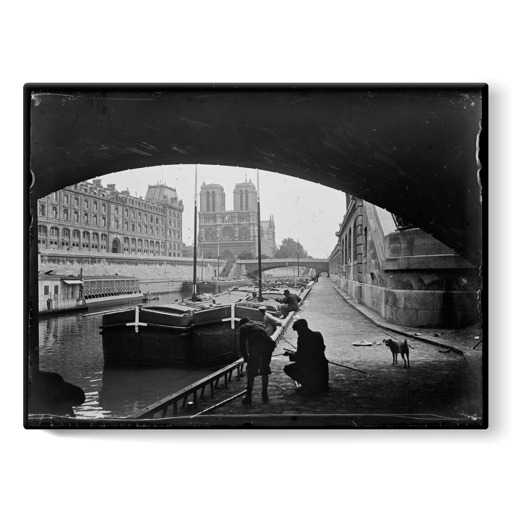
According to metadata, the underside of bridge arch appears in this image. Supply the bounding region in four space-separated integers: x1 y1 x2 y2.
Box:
27 84 485 264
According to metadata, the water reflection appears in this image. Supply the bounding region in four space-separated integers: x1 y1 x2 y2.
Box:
38 292 214 419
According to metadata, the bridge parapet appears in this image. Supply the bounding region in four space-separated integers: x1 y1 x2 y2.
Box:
238 258 329 275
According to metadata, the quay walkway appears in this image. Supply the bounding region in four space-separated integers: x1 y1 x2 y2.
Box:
133 276 485 428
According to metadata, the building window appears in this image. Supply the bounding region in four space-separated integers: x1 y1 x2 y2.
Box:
348 229 352 263
64 194 69 204
84 199 89 209
54 285 59 295
353 222 357 262
93 200 98 210
39 203 46 216
74 211 79 222
74 196 79 206
44 285 49 295
364 227 368 258
93 215 97 225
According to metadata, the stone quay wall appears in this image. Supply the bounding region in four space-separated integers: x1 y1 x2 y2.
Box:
39 250 226 285
339 277 480 328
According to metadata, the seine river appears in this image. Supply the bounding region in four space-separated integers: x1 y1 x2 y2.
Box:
38 291 224 419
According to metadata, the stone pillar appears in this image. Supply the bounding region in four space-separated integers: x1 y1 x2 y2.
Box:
355 200 364 283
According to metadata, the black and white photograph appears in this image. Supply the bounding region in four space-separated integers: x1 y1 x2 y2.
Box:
25 84 486 428
6 2 510 511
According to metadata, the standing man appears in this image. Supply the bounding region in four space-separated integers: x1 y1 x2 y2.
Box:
239 317 276 405
284 319 329 394
275 289 301 319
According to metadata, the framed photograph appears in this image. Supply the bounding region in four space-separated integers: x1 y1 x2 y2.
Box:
24 84 487 429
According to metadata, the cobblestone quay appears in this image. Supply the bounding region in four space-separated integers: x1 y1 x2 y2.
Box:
154 277 484 428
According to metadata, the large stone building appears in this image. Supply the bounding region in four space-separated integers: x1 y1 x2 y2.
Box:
198 179 276 259
329 194 480 328
37 179 185 257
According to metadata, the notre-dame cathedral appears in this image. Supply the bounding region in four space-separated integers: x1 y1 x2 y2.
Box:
198 179 276 260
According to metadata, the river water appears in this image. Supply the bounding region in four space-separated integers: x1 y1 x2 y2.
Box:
38 291 228 419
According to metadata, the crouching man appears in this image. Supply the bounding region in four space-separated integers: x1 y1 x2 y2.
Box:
284 319 329 394
239 317 276 405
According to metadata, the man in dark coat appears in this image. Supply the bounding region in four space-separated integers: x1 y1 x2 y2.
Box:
239 317 276 405
275 289 301 318
284 319 329 394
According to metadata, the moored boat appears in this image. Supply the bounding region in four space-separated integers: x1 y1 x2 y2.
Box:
100 300 268 367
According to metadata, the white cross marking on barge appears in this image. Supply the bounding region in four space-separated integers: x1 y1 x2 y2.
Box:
221 303 237 329
126 306 147 333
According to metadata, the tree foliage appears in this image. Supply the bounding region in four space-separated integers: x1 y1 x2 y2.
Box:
274 238 309 259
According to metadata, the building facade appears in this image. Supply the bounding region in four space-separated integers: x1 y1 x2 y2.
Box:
37 179 184 257
329 194 480 328
197 180 276 259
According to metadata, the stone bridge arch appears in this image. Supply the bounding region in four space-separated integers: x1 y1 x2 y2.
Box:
28 85 484 264
238 258 329 277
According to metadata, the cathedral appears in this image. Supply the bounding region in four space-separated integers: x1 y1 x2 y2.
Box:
198 179 276 260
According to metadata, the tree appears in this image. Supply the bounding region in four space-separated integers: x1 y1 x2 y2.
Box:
274 238 309 259
238 251 254 259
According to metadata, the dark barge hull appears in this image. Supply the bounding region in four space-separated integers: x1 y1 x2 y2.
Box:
101 307 194 366
100 303 265 367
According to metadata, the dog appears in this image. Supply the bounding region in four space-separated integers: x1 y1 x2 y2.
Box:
383 338 410 368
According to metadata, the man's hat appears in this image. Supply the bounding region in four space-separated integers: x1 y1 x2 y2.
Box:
292 318 308 330
283 289 290 295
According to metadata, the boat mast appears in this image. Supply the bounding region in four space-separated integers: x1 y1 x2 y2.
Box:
297 238 300 284
257 169 263 301
192 165 198 301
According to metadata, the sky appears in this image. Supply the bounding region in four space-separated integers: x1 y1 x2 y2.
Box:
99 164 347 259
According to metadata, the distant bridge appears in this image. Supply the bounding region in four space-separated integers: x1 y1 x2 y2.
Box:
237 258 329 277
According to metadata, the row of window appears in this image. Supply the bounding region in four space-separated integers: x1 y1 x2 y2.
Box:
41 193 181 224
199 214 253 224
339 225 368 265
38 213 182 239
39 238 182 257
39 224 183 249
39 231 181 254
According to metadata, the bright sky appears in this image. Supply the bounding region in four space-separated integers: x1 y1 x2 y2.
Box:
99 164 346 259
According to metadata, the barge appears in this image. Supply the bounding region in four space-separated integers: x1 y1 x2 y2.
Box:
100 301 269 367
